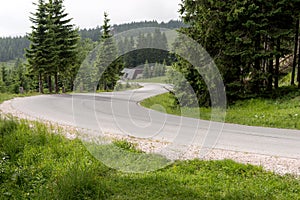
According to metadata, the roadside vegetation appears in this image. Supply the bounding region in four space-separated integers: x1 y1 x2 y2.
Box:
114 82 141 91
129 76 168 84
0 117 299 199
0 93 39 104
141 86 300 130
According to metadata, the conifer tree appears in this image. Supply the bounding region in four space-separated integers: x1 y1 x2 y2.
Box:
95 12 123 91
25 0 48 93
26 0 79 93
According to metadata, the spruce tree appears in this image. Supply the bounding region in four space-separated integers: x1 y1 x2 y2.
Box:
95 12 123 91
26 0 78 93
25 0 48 93
47 0 79 93
143 60 150 79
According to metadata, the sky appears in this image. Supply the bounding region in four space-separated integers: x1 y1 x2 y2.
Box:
0 0 182 37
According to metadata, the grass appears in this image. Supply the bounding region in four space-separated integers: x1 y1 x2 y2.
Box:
129 76 168 83
114 82 142 91
0 117 299 199
0 93 39 104
141 89 300 130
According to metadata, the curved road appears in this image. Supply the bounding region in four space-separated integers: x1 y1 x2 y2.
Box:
5 83 300 160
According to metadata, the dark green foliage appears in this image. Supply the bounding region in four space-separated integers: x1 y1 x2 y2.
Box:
0 20 184 63
79 20 186 42
95 13 124 91
0 37 30 62
143 60 151 78
118 28 172 69
0 60 33 94
25 0 49 93
175 0 300 105
25 0 79 93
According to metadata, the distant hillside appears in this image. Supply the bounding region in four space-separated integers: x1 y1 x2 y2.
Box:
80 20 186 41
0 37 30 62
0 20 185 62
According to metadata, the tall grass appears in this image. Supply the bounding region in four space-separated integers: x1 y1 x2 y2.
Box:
0 117 299 199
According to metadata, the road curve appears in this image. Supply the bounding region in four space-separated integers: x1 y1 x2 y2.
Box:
4 83 300 160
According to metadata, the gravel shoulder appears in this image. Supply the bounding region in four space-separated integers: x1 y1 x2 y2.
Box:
1 97 299 177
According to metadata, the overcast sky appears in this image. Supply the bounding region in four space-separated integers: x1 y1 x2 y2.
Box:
0 0 182 37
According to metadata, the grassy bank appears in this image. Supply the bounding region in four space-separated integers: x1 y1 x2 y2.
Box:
0 117 299 199
0 93 39 104
141 89 300 129
129 76 168 83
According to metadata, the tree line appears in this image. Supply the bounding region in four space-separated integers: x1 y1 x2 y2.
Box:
0 37 30 62
80 20 186 42
170 0 300 106
74 17 171 91
118 28 171 69
0 20 185 63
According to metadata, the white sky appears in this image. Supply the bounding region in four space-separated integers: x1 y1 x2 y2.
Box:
0 0 182 37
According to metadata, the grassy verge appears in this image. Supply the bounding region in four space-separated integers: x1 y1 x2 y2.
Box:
114 82 142 91
129 76 168 83
0 117 299 199
141 90 300 129
0 93 39 104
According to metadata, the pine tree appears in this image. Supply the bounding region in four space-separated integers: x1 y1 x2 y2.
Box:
143 60 150 79
25 0 48 93
291 18 299 86
177 0 298 103
26 0 78 93
95 12 123 91
47 0 79 93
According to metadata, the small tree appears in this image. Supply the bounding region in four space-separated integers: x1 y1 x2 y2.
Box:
143 60 150 79
95 12 123 91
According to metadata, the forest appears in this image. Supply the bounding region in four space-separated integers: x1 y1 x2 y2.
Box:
0 20 184 62
169 0 300 106
1 0 300 105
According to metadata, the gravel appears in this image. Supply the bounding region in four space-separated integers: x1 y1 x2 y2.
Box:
1 98 299 177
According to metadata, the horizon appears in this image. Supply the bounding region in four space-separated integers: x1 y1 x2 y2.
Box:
0 19 182 38
0 0 181 37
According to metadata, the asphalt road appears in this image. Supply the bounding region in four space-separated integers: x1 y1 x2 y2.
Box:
8 83 300 159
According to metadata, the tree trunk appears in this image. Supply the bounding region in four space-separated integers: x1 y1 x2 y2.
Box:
298 44 300 88
55 73 59 93
254 34 261 71
253 34 261 93
48 75 52 93
38 73 43 94
292 18 299 86
70 78 74 92
267 58 273 91
274 38 280 89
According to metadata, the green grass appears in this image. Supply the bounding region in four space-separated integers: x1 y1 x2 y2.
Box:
130 76 168 83
141 89 300 129
114 82 142 91
0 117 299 199
0 93 39 104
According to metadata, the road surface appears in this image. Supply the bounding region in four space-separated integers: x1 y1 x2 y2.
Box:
4 83 300 160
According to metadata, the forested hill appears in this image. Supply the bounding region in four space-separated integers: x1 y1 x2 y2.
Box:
0 20 185 62
0 37 30 62
80 20 186 41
